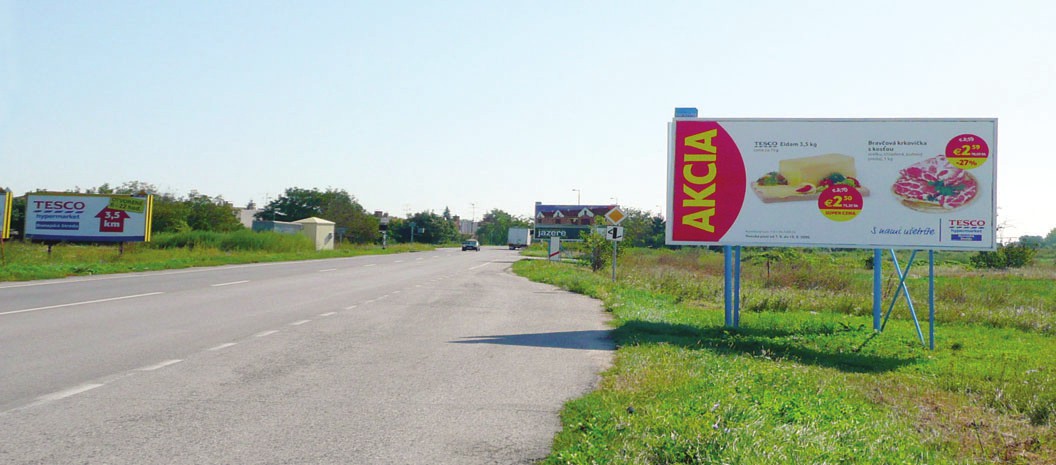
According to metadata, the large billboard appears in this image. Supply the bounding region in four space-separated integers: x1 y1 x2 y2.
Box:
24 193 154 242
666 119 997 250
0 190 11 240
534 204 616 241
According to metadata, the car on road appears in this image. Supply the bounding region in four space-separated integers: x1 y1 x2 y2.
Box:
461 239 480 251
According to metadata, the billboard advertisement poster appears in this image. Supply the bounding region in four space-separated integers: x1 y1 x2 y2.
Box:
1 190 11 240
666 119 997 250
24 193 155 242
534 204 616 242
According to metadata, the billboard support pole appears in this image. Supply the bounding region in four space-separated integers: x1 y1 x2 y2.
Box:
723 246 733 327
734 246 742 327
873 249 882 331
929 250 936 350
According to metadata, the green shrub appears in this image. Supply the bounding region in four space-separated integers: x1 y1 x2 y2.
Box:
970 242 1037 269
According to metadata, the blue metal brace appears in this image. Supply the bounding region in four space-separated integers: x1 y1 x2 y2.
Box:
881 250 926 347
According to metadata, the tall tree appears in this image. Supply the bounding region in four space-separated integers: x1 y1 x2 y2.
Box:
186 192 243 232
150 193 192 233
620 208 666 248
257 187 380 243
474 209 530 245
256 187 330 222
392 211 460 244
321 192 379 244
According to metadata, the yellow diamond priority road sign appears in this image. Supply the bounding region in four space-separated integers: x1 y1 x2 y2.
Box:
604 206 625 225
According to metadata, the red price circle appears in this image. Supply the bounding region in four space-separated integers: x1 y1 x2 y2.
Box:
945 134 989 170
818 185 863 222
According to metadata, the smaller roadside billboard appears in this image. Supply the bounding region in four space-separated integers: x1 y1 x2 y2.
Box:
0 190 11 240
533 204 615 242
24 193 154 242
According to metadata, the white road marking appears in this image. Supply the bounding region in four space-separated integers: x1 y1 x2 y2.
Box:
291 320 311 326
364 264 376 267
36 384 104 402
254 330 279 337
0 292 164 317
207 343 238 351
363 299 376 304
391 290 401 294
211 280 249 287
416 257 423 261
395 260 404 263
377 295 390 300
318 268 337 273
469 262 492 270
319 311 336 317
137 360 183 371
344 305 358 310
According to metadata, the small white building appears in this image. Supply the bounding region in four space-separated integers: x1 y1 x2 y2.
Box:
294 217 336 251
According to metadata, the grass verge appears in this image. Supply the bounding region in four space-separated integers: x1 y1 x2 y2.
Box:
514 251 1055 464
0 232 434 281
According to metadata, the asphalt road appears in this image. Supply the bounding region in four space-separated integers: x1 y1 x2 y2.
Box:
0 247 613 464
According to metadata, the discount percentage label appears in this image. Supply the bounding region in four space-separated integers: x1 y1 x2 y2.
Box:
945 133 990 169
818 185 863 222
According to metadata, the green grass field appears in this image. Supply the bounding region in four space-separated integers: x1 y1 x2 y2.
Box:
515 247 1056 464
0 231 434 281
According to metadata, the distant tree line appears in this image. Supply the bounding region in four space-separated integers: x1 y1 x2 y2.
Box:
1018 228 1056 249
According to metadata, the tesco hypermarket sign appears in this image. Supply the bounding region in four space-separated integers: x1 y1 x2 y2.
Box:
666 118 997 251
24 193 155 242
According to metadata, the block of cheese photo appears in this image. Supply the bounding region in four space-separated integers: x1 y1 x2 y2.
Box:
751 153 867 203
778 153 856 186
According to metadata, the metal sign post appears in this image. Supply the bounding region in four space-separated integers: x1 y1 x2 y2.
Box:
605 225 624 282
604 206 626 284
721 245 744 328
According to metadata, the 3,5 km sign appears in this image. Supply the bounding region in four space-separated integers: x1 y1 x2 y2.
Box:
24 193 155 243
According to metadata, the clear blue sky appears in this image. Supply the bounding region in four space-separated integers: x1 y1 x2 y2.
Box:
2 1 1053 239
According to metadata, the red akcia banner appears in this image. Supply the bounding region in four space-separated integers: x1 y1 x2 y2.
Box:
670 121 747 242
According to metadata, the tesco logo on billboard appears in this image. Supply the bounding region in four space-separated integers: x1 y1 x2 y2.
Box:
33 200 87 211
948 219 986 227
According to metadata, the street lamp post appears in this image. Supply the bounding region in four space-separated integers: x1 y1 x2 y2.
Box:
572 188 580 204
470 203 476 234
